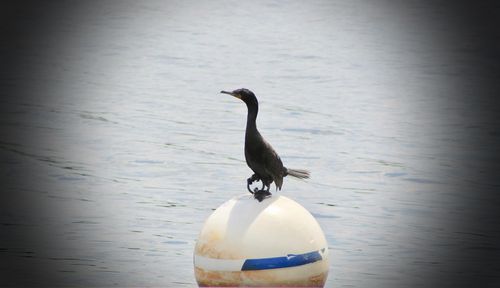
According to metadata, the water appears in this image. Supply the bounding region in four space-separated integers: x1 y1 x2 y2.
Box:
1 1 499 287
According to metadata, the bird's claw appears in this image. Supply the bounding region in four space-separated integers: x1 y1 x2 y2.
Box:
254 190 272 202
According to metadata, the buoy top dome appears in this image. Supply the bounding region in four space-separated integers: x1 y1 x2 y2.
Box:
195 194 328 260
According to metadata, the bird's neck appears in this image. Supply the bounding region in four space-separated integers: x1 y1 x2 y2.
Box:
245 104 259 138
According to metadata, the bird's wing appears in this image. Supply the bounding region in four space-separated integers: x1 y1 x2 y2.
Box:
261 140 285 190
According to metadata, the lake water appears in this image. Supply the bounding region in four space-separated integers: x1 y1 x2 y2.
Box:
1 1 499 287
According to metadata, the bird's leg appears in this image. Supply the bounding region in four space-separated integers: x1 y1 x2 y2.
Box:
246 178 254 194
247 174 260 194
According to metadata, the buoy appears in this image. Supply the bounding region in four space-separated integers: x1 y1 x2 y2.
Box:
194 194 329 287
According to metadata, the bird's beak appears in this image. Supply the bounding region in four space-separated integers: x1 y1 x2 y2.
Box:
221 90 241 99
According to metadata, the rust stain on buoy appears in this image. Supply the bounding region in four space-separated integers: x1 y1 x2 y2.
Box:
195 267 328 287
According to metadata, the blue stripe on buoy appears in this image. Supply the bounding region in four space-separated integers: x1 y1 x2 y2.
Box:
241 249 323 271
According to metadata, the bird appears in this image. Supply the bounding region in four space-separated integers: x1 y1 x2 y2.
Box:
221 88 310 201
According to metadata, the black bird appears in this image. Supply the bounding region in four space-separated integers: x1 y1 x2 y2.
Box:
221 88 310 201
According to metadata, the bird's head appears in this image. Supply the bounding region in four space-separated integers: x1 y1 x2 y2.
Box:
221 88 258 107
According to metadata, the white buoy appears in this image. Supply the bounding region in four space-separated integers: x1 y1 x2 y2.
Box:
194 194 329 287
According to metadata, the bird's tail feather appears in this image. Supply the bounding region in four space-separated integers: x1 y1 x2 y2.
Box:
285 168 310 179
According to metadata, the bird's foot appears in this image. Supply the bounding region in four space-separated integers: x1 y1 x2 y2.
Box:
254 190 272 202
